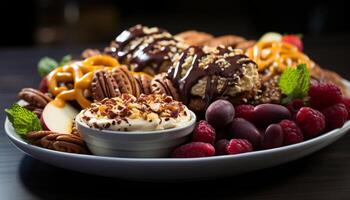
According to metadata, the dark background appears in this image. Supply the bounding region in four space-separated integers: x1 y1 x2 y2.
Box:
1 0 349 47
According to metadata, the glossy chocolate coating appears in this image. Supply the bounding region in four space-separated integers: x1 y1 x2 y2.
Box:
167 46 256 107
105 25 184 74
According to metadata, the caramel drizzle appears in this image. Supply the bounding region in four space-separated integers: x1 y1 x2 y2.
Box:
47 55 120 108
168 46 255 106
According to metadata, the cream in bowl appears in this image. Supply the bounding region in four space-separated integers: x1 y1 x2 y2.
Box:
76 94 196 158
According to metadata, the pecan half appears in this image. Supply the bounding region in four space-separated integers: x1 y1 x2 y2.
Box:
27 131 89 154
18 88 52 108
151 73 179 100
91 70 121 101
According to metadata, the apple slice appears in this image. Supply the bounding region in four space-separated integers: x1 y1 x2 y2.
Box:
41 101 79 134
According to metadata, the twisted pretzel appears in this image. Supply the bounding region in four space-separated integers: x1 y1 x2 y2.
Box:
246 41 315 76
47 55 120 108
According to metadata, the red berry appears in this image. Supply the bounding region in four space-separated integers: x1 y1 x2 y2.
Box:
235 104 254 121
279 120 303 145
309 83 342 109
286 99 304 115
296 107 325 138
342 98 350 119
226 139 253 155
322 103 348 130
171 142 215 158
192 120 216 144
39 77 48 93
282 35 303 51
215 139 229 155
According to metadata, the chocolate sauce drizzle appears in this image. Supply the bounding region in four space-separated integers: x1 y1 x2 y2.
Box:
167 46 255 106
106 25 182 74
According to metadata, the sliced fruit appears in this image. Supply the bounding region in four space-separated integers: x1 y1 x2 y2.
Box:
40 101 79 134
259 32 282 42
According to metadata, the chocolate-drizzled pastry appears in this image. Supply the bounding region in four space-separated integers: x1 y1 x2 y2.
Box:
166 46 260 113
105 25 188 75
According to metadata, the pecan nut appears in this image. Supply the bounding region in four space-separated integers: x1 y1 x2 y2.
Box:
151 73 179 100
18 88 52 108
133 73 152 95
112 65 139 96
91 70 121 101
27 131 89 154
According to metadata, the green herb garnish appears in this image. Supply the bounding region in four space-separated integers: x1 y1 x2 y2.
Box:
278 64 310 104
5 104 42 137
37 55 72 77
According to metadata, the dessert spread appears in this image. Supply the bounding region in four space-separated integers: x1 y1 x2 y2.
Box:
79 94 192 131
5 25 350 159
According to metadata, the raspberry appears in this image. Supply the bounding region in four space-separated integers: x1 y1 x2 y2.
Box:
226 139 253 155
215 139 229 155
192 120 216 144
286 99 304 115
342 98 350 119
308 83 342 109
171 142 215 158
235 104 254 122
322 103 348 130
295 107 325 138
279 120 303 145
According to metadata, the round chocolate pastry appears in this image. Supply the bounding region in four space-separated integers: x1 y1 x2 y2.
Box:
162 46 260 113
105 25 188 75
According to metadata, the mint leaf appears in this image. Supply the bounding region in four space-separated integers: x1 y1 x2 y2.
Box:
278 64 310 104
59 55 72 66
38 57 58 77
5 104 42 137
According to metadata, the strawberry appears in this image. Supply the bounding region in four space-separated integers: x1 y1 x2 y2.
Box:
282 35 303 52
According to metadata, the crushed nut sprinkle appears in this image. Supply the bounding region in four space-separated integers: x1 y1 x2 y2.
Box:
80 94 190 130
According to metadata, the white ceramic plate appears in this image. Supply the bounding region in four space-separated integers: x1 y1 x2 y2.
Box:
4 81 350 181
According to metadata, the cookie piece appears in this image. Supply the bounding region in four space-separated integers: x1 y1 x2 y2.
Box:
175 30 214 46
91 69 121 101
236 40 256 50
204 35 246 47
18 88 52 108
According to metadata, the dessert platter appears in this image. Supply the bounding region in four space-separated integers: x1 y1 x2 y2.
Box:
4 25 350 180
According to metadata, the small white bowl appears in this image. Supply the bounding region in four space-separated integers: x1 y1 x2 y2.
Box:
75 111 196 158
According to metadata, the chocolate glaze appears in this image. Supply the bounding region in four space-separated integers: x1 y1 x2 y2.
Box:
167 46 255 106
106 25 182 74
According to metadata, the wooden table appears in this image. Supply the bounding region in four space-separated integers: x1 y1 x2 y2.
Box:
1 39 350 199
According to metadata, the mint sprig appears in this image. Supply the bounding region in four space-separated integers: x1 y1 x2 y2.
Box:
278 64 310 104
37 55 72 77
5 104 42 137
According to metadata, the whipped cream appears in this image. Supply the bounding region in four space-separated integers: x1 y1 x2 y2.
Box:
79 94 192 132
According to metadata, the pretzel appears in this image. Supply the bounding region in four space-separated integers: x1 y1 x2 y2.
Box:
246 41 315 75
47 55 120 108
